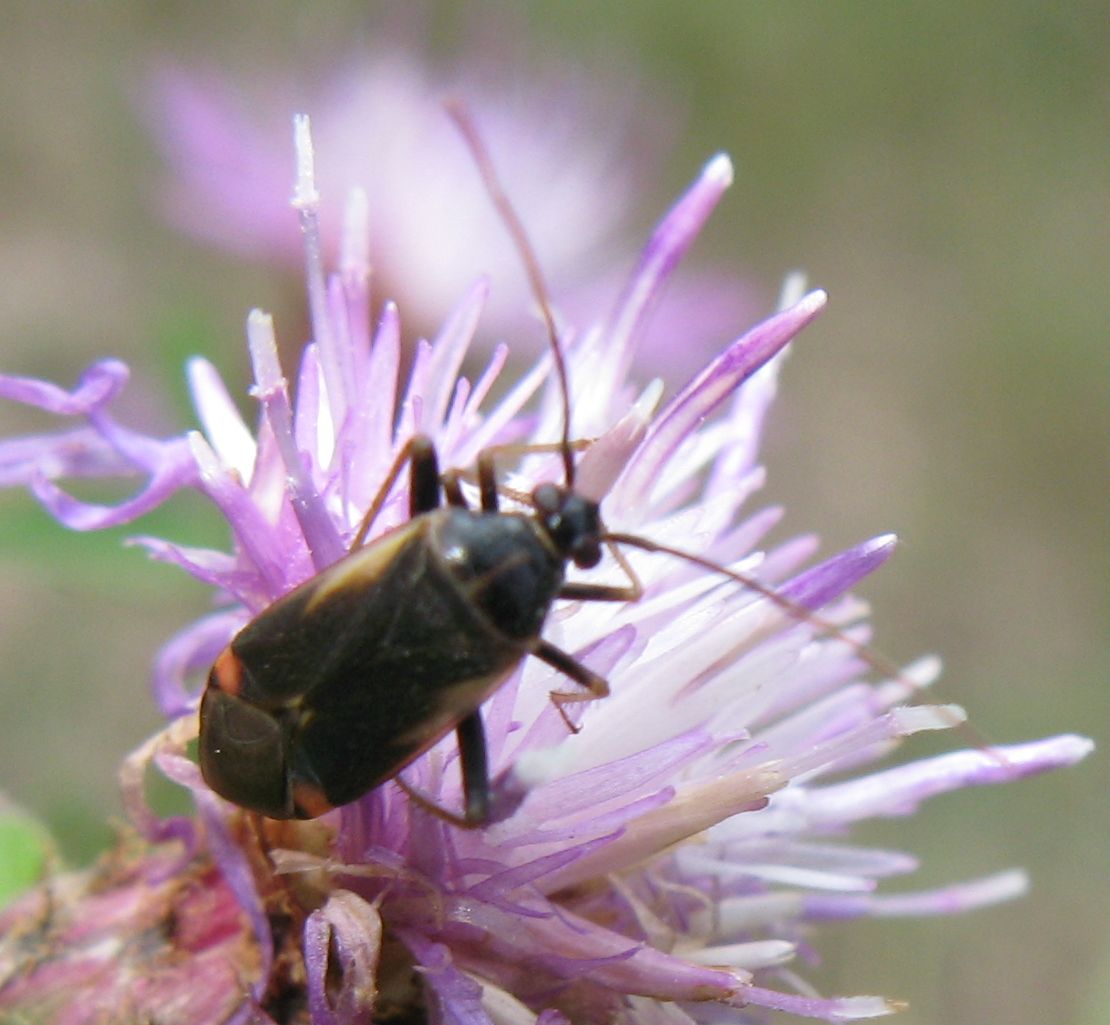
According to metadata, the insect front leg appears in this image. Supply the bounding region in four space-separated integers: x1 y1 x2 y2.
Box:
543 543 643 729
558 539 644 603
534 639 611 733
407 435 441 515
441 468 468 508
476 446 501 512
470 439 594 512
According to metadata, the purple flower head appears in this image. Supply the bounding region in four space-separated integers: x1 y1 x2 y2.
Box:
0 115 1092 1025
149 53 756 377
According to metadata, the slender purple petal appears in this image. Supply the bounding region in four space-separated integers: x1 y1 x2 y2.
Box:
247 310 345 568
615 290 827 514
0 428 135 484
425 279 489 433
741 986 900 1021
27 440 197 530
348 301 401 513
0 359 128 414
295 115 351 434
781 534 898 610
402 934 493 1025
804 870 1029 920
603 154 734 391
798 735 1094 825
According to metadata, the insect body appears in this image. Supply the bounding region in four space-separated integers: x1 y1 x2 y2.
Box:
199 438 621 822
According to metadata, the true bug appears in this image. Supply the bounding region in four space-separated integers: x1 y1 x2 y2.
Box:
198 107 640 825
199 107 969 826
197 420 638 822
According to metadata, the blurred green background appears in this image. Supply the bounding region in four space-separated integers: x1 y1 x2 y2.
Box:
0 4 1106 1023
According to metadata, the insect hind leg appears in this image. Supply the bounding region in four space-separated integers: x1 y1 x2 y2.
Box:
455 711 490 824
392 712 491 829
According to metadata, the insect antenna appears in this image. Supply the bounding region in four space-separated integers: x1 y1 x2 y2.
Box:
446 100 576 490
606 531 916 684
605 529 998 750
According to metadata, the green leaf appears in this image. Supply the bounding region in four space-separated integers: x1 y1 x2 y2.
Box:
0 815 51 907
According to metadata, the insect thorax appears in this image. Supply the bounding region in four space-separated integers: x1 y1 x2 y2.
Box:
431 507 565 642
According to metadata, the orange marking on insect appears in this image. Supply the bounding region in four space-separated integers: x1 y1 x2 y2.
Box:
292 781 335 819
211 647 244 697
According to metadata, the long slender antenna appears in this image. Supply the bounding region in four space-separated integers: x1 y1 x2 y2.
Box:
605 530 997 751
446 100 576 488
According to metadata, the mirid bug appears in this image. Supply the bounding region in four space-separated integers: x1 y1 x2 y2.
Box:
198 427 635 822
198 107 640 825
199 107 970 827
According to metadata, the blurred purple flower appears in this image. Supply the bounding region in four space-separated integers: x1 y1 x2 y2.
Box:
149 54 757 377
0 117 1091 1025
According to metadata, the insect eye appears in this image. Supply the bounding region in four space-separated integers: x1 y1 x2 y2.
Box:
532 485 602 568
532 482 561 514
570 537 602 569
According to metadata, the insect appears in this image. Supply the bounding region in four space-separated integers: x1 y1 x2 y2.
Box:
199 106 965 826
198 107 637 825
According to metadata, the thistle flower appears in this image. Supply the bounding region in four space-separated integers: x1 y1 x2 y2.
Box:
150 55 754 375
0 116 1091 1025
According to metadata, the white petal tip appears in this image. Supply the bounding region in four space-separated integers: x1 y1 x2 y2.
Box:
1050 734 1096 763
798 288 829 313
186 430 219 477
838 997 906 1020
705 153 734 187
981 869 1030 903
896 704 967 735
292 114 319 208
183 355 209 384
512 746 568 788
341 188 371 270
246 310 284 392
903 654 943 687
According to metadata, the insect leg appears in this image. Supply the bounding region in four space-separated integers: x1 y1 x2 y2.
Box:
405 452 497 826
349 434 439 550
534 639 611 732
441 469 468 508
476 448 501 512
407 436 441 516
392 712 491 830
463 439 594 510
559 581 640 601
455 710 490 825
558 539 644 602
